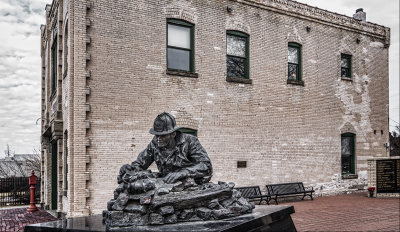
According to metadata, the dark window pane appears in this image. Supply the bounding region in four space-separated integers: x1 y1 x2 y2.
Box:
341 156 350 173
227 35 246 57
51 39 57 93
167 48 190 71
341 68 349 77
227 56 245 78
288 63 298 80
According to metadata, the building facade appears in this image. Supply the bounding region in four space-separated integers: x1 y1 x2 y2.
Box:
40 0 390 217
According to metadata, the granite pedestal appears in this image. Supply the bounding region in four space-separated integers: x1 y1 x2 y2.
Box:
24 205 296 232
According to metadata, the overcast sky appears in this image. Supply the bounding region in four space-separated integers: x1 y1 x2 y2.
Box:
0 0 399 156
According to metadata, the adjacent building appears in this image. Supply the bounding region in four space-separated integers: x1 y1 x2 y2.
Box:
40 0 390 217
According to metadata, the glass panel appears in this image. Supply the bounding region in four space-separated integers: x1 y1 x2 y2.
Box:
168 24 190 49
341 68 349 77
52 40 57 93
341 57 348 68
341 137 353 156
288 47 298 64
227 35 246 57
288 63 298 80
227 56 245 78
342 156 350 173
167 48 190 71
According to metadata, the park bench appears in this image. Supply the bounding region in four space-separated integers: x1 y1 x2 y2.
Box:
266 182 314 204
234 186 271 205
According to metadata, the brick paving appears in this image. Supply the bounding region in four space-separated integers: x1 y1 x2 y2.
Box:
0 207 57 232
0 192 399 231
289 191 400 232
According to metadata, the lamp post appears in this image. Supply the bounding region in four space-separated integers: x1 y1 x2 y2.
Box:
27 170 38 212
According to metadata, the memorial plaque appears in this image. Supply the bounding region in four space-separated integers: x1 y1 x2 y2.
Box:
397 160 400 191
376 159 399 193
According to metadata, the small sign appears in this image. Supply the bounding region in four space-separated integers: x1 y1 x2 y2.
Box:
237 161 247 168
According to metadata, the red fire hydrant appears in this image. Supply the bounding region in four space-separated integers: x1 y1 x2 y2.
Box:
27 170 38 212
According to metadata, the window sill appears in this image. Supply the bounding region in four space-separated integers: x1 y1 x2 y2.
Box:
341 77 352 82
287 79 304 86
226 76 252 84
342 174 358 179
166 70 198 78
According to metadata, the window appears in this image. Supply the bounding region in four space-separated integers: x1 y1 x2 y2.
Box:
226 31 249 79
64 21 68 76
341 54 352 78
178 128 197 137
167 19 194 72
288 42 302 81
64 131 68 191
51 36 58 95
341 133 355 175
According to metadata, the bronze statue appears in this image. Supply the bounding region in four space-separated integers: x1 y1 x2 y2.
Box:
118 112 212 185
104 112 254 228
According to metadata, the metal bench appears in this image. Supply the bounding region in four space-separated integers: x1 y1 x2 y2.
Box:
234 186 271 205
266 182 314 204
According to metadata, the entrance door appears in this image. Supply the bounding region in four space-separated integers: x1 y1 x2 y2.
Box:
51 141 58 210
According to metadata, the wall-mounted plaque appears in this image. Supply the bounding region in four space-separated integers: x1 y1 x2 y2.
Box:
237 161 247 168
376 159 400 193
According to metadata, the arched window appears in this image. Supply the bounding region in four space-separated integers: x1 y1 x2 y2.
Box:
64 21 69 76
167 19 194 72
341 53 352 78
341 133 356 174
226 30 249 79
288 42 302 81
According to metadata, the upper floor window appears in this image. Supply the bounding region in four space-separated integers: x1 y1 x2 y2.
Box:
341 54 352 78
167 19 194 72
63 21 69 77
288 42 302 81
226 31 249 79
51 36 58 95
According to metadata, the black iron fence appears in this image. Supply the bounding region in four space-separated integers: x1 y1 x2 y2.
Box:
0 177 41 207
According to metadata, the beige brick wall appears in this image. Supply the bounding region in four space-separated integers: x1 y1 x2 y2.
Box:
41 0 390 216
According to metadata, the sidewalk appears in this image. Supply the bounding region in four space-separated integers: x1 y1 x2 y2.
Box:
289 191 400 232
0 206 57 232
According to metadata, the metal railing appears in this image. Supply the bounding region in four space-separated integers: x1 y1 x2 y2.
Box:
0 177 41 207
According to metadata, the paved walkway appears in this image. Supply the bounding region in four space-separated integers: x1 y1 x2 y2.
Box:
0 192 399 231
289 191 400 232
0 206 57 232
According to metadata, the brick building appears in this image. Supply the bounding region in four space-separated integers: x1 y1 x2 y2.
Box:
40 0 390 217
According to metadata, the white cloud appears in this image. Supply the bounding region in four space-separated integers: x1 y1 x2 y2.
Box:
0 0 398 155
0 0 50 156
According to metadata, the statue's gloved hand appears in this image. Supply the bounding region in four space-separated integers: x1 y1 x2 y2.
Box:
164 170 189 184
119 164 133 176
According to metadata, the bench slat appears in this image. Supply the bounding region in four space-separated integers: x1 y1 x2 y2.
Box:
266 182 314 204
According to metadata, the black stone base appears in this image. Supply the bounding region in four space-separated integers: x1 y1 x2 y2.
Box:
24 205 296 232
